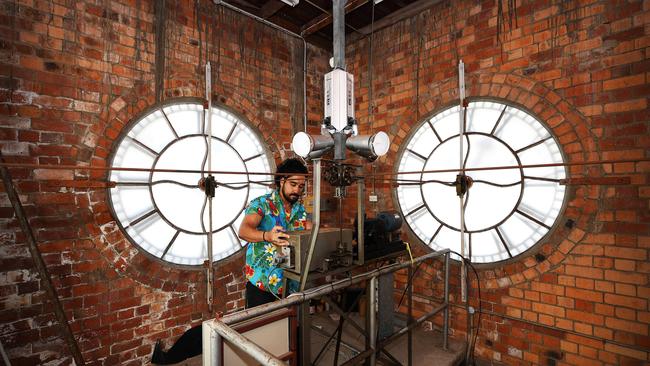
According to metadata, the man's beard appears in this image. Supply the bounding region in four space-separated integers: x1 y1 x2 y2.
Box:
283 190 300 204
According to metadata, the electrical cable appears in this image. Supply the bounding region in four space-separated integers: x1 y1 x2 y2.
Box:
447 249 481 366
1 157 647 177
391 248 482 365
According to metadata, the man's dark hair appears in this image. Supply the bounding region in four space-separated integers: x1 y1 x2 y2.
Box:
275 158 308 188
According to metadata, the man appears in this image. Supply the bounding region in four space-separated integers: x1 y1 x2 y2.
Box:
238 157 311 308
151 158 310 364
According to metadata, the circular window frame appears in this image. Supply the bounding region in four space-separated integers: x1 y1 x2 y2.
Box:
106 97 276 269
392 97 570 267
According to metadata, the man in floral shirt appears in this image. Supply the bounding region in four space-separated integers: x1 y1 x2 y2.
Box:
238 158 311 308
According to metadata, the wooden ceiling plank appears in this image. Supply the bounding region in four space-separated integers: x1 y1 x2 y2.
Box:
260 1 286 19
301 0 369 36
348 0 444 42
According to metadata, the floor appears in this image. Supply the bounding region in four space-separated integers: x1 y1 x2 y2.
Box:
169 311 465 365
310 312 465 366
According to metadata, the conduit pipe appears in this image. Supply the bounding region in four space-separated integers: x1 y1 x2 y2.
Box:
2 157 647 177
210 249 450 325
212 0 308 131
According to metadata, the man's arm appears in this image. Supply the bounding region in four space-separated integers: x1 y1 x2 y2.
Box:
238 213 290 245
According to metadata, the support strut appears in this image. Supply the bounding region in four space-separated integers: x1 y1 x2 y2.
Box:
0 155 86 365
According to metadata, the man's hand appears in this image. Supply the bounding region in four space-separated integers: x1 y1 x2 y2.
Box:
266 226 290 246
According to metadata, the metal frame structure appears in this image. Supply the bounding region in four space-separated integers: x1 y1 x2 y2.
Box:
203 249 451 366
106 98 275 269
392 97 571 267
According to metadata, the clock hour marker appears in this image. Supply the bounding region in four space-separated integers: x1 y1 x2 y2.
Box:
244 153 263 162
490 105 508 135
226 121 239 143
161 230 180 258
495 227 513 258
407 149 427 162
405 204 426 217
428 224 443 245
515 136 552 154
160 109 179 138
126 136 159 157
427 120 442 143
516 208 550 229
126 209 157 229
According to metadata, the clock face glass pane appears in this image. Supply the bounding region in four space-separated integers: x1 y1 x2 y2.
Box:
109 101 273 265
396 100 566 263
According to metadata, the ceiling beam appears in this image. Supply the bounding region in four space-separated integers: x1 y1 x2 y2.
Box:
260 0 286 19
301 0 369 37
348 0 445 43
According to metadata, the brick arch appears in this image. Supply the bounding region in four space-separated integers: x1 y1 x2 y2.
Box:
85 86 281 291
392 72 598 289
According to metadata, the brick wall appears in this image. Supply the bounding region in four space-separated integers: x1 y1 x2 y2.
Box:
345 0 649 365
0 0 327 364
0 0 648 365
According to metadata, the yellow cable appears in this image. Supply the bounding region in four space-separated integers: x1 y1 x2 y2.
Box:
404 241 414 266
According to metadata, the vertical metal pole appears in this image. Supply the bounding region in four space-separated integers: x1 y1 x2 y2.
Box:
202 321 221 366
443 252 450 350
0 339 10 366
407 266 413 366
299 159 320 366
299 302 311 366
368 276 377 366
332 0 346 70
206 62 214 312
356 170 365 265
300 159 321 291
458 59 467 304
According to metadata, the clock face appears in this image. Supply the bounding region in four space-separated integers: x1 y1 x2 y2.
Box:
108 100 273 265
395 100 567 263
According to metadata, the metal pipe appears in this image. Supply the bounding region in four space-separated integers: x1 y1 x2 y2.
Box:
215 250 450 326
332 0 346 69
311 324 361 355
443 252 450 350
407 266 413 366
368 276 377 365
379 304 447 347
340 304 448 366
323 296 366 336
300 158 321 291
303 38 307 132
0 156 86 365
211 0 308 134
205 320 285 366
2 157 649 176
205 62 214 313
202 321 221 366
0 339 11 366
458 60 467 305
356 171 365 265
203 249 450 364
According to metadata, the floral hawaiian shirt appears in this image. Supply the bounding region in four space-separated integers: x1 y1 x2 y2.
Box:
244 190 308 297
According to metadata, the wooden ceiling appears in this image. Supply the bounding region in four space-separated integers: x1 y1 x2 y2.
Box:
215 0 439 49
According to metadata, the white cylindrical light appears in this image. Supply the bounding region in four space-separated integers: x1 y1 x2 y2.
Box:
292 132 312 157
292 132 334 158
346 131 390 160
371 131 390 157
